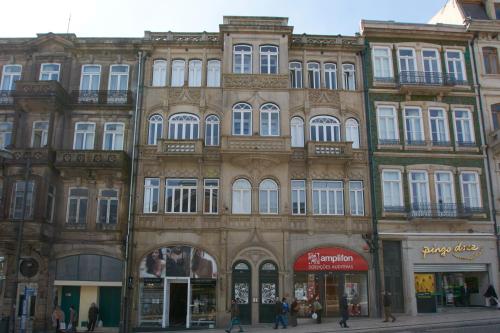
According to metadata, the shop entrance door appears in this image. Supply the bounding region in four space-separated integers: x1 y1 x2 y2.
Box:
164 278 191 328
323 273 342 317
232 261 251 325
60 286 80 324
98 287 121 327
259 261 278 323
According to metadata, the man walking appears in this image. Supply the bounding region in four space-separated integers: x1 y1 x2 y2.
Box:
382 291 396 323
87 303 99 332
226 299 244 333
273 297 286 329
339 293 349 328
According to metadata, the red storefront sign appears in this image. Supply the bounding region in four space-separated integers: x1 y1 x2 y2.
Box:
293 247 369 272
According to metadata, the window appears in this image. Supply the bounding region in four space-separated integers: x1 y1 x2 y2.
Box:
152 60 167 87
398 48 416 83
289 62 302 88
108 65 129 90
260 103 280 136
290 117 304 147
409 171 430 211
204 179 218 214
483 47 499 74
31 121 49 148
73 122 95 150
233 45 252 74
349 181 364 216
232 179 251 214
46 185 55 223
310 116 340 142
460 172 481 209
232 103 252 136
291 180 306 215
205 115 220 146
259 179 278 214
345 118 360 149
342 64 356 90
98 189 118 224
373 47 393 79
404 107 424 145
143 178 160 213
103 122 125 150
429 108 449 145
435 171 455 206
168 113 199 140
260 45 278 74
446 50 466 83
377 106 399 144
10 181 34 219
39 63 60 81
382 170 403 210
171 60 185 87
492 104 500 130
312 180 344 215
67 188 88 224
148 114 163 145
207 60 221 87
422 49 441 84
166 179 197 213
0 122 12 149
324 63 337 90
80 65 101 91
454 109 475 145
188 60 202 87
1 65 22 90
307 62 320 89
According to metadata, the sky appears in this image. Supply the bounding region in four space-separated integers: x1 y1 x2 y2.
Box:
1 0 450 38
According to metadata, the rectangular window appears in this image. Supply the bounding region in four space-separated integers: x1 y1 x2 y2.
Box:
1 65 22 90
349 181 364 216
446 50 466 83
260 45 278 74
207 60 221 87
404 107 424 145
233 45 252 74
483 47 499 74
165 179 197 213
73 122 95 150
435 171 455 205
39 63 60 81
204 179 218 214
289 62 302 89
0 122 12 149
31 121 49 148
291 180 306 215
143 178 160 213
66 188 88 224
171 60 185 86
429 108 449 145
152 60 167 87
398 48 416 82
373 47 393 79
312 180 344 215
422 49 441 84
377 106 399 144
98 189 118 224
307 63 320 89
108 65 129 103
342 64 356 90
46 185 55 223
324 63 337 90
10 181 34 219
188 60 202 87
454 109 475 146
460 172 481 209
382 170 403 210
409 171 430 211
103 122 124 150
80 65 101 91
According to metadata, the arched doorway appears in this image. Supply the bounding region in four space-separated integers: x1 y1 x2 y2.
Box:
259 261 279 323
232 261 252 325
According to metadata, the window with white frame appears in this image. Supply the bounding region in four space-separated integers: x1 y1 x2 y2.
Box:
291 180 306 215
422 49 441 84
67 188 88 224
398 48 416 83
233 45 252 74
429 108 449 145
289 62 303 88
454 109 475 145
345 118 360 149
207 60 221 87
1 65 22 90
143 178 160 213
460 172 481 209
259 179 278 214
109 65 129 90
232 179 251 214
73 122 95 150
165 179 197 213
31 121 49 148
312 180 344 215
446 50 466 83
232 103 252 136
382 170 403 210
260 45 278 74
168 113 199 140
373 47 393 79
310 116 340 142
152 60 167 87
46 184 55 223
409 171 430 210
10 181 34 219
342 63 356 90
404 107 424 145
188 60 202 87
171 60 185 87
483 47 499 74
290 117 304 147
204 179 219 214
0 122 12 149
98 189 118 224
307 62 320 89
148 114 163 145
324 63 337 90
39 63 60 81
80 65 101 91
349 181 364 216
260 103 280 136
435 171 455 209
377 106 399 144
205 115 220 146
103 122 124 150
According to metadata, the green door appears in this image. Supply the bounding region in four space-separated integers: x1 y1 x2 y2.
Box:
259 261 279 323
98 287 121 327
61 286 80 324
232 261 252 325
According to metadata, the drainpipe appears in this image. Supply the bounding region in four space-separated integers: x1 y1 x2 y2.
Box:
361 45 382 318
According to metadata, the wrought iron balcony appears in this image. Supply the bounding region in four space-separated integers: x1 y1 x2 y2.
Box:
407 203 477 219
399 71 468 86
70 90 132 105
378 139 400 146
373 77 396 84
0 90 14 105
383 205 406 213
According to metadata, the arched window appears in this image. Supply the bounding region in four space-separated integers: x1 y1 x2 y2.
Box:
207 60 221 87
289 62 302 88
310 116 340 142
260 45 278 74
152 60 167 87
345 118 360 149
290 117 304 147
233 45 252 74
148 114 163 145
307 62 320 89
188 60 202 87
343 63 356 90
259 179 278 214
232 179 251 214
324 63 337 90
233 103 252 136
260 103 280 136
168 113 199 140
171 60 185 87
205 115 220 146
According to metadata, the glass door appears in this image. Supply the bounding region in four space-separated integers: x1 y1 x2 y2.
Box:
323 273 341 317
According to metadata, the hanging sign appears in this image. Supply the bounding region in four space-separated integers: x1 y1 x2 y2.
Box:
293 247 369 272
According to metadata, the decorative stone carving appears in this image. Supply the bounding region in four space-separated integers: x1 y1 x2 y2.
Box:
308 89 340 106
223 74 289 89
168 87 201 105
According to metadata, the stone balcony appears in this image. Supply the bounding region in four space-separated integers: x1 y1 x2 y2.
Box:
13 80 70 111
157 139 203 158
3 148 55 166
306 141 354 163
220 136 291 157
54 150 129 170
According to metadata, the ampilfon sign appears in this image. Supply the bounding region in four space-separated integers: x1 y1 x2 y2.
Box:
293 247 369 272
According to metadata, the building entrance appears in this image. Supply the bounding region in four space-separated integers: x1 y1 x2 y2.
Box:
168 282 188 327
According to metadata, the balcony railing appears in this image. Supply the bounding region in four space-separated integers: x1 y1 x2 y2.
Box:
70 90 132 105
407 203 478 219
157 139 203 155
0 90 13 105
373 77 396 84
399 71 468 86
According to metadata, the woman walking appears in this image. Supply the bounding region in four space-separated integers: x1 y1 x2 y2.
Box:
290 298 299 327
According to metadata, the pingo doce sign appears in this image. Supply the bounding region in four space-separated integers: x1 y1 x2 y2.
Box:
293 247 368 272
421 242 482 260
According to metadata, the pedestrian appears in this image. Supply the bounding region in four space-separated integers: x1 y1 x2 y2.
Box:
87 303 99 332
483 285 499 308
350 290 360 316
339 293 349 328
52 306 65 333
290 298 299 327
69 305 78 332
273 297 286 329
225 299 244 333
281 297 290 327
382 291 396 322
312 296 323 324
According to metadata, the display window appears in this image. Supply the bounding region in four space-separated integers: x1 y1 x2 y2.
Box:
139 278 164 326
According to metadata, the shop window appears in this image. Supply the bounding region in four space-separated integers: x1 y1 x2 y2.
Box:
140 278 164 327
